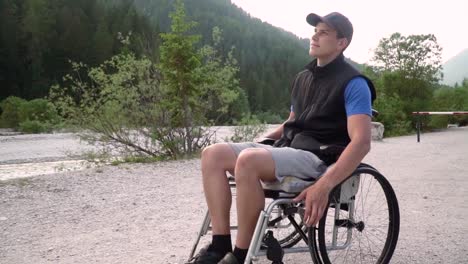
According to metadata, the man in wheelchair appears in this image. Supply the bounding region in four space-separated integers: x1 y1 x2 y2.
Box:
189 12 377 264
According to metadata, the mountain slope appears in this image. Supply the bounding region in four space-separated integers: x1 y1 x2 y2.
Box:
442 49 468 86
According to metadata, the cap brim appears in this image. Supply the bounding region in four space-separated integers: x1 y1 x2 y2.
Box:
306 13 323 26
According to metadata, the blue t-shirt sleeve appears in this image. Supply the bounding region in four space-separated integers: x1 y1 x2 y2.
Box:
344 77 372 117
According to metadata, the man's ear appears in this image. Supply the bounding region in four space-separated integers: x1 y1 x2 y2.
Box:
340 38 348 48
338 38 349 51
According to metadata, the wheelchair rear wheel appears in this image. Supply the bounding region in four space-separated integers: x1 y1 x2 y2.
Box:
311 164 400 264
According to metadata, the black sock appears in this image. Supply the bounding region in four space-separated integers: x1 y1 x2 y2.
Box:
210 234 232 255
233 246 248 263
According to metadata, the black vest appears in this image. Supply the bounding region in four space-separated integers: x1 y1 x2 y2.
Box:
274 54 376 152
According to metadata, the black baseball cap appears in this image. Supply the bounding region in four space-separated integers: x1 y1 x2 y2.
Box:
306 12 353 43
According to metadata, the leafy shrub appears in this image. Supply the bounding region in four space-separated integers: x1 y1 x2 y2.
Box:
229 114 267 143
373 94 412 137
18 120 52 133
0 96 61 132
428 85 468 128
19 99 60 124
0 96 27 128
256 111 284 124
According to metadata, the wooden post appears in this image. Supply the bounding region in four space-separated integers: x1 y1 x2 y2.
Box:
416 114 421 143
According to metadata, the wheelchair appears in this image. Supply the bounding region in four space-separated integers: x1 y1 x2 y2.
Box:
188 133 400 263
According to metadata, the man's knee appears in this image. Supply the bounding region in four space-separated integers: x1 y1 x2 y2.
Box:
236 149 262 170
202 143 230 160
201 143 236 171
235 148 276 184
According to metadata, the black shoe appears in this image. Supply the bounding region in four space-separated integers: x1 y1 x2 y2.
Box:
217 252 239 264
187 245 225 264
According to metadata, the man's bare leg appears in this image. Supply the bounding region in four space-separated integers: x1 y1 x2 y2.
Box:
234 148 277 249
201 143 238 235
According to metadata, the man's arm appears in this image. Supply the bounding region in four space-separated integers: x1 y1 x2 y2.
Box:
293 113 372 226
261 111 295 140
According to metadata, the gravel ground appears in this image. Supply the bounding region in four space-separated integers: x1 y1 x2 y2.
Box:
1 127 468 263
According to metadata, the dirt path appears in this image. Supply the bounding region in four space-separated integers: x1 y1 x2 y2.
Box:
1 127 468 263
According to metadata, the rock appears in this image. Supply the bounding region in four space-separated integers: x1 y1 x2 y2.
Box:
371 122 384 141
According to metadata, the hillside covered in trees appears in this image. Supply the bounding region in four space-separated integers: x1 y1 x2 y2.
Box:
0 0 312 116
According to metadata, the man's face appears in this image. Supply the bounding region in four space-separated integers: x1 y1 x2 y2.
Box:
309 22 347 58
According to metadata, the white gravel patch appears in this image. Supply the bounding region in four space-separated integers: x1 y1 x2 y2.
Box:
0 160 95 181
0 133 96 164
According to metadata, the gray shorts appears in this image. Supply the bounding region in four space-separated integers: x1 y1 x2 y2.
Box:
228 142 327 183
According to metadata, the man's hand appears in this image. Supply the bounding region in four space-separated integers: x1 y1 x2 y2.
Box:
293 182 332 227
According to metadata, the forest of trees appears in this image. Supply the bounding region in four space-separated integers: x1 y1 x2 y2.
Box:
1 0 467 142
0 0 160 101
0 0 310 117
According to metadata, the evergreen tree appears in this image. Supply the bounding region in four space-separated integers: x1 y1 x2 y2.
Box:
159 0 202 154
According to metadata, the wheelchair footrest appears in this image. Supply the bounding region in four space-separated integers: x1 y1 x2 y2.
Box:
263 230 284 264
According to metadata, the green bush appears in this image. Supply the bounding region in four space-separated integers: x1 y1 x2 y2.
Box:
0 96 27 128
18 120 53 133
373 94 412 137
0 96 61 132
428 85 468 128
19 98 60 124
229 114 267 143
256 111 284 124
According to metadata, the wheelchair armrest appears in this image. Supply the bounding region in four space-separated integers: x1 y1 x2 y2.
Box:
257 138 276 146
318 145 345 166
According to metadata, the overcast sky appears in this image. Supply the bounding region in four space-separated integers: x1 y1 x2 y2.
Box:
230 0 467 64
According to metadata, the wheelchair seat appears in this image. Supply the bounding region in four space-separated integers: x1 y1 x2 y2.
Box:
230 174 316 198
261 175 316 194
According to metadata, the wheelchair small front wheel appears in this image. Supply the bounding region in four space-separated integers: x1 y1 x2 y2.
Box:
314 164 400 264
261 203 306 249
